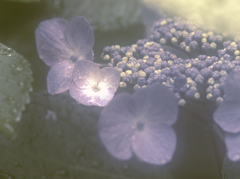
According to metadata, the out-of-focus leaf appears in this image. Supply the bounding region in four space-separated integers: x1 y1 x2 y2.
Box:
5 0 41 2
0 43 33 135
222 156 240 179
46 0 142 31
0 91 175 178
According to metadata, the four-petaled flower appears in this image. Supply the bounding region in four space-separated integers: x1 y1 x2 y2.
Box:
70 60 120 107
35 16 94 95
214 70 240 161
98 84 178 165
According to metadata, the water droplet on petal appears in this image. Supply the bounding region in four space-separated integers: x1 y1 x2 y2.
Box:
103 78 107 82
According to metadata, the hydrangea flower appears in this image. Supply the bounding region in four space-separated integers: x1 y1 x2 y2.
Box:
69 60 120 106
35 16 94 95
214 70 240 161
98 83 178 165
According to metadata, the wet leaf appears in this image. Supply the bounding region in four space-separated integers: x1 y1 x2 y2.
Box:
46 0 142 31
0 43 33 135
0 92 175 178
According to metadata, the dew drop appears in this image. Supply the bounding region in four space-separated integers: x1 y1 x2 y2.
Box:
4 123 15 134
103 78 107 82
7 96 15 104
0 48 13 56
11 108 17 114
0 173 12 179
16 65 23 71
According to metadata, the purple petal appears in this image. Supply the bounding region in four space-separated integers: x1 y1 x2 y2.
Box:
225 132 240 161
69 82 114 106
35 18 72 66
224 71 240 101
47 61 74 95
72 60 100 89
70 61 119 106
132 123 176 165
132 84 178 125
213 101 240 133
98 93 135 160
64 16 94 56
98 67 120 97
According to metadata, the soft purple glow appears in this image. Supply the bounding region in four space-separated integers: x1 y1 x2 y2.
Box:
98 84 178 165
214 70 240 161
224 70 240 101
69 60 120 107
35 16 94 95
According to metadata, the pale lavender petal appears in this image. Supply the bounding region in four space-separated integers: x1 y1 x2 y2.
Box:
72 60 100 89
69 82 94 106
69 82 111 106
76 48 94 62
47 61 74 95
132 124 176 165
132 84 178 125
64 16 94 55
224 71 240 101
98 67 120 96
70 61 119 106
35 18 72 66
98 93 135 160
213 101 240 133
225 132 240 161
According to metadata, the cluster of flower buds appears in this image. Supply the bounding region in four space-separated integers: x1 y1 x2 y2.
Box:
101 17 240 105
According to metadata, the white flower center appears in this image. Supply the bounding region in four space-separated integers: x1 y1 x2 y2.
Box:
92 84 101 92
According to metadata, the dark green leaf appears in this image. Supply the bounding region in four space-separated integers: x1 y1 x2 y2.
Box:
0 43 33 135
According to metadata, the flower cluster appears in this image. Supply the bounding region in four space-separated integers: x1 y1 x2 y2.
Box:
101 17 240 105
35 16 120 107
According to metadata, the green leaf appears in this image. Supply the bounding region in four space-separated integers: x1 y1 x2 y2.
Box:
0 92 175 178
0 43 33 135
46 0 142 31
222 156 240 179
5 0 41 2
